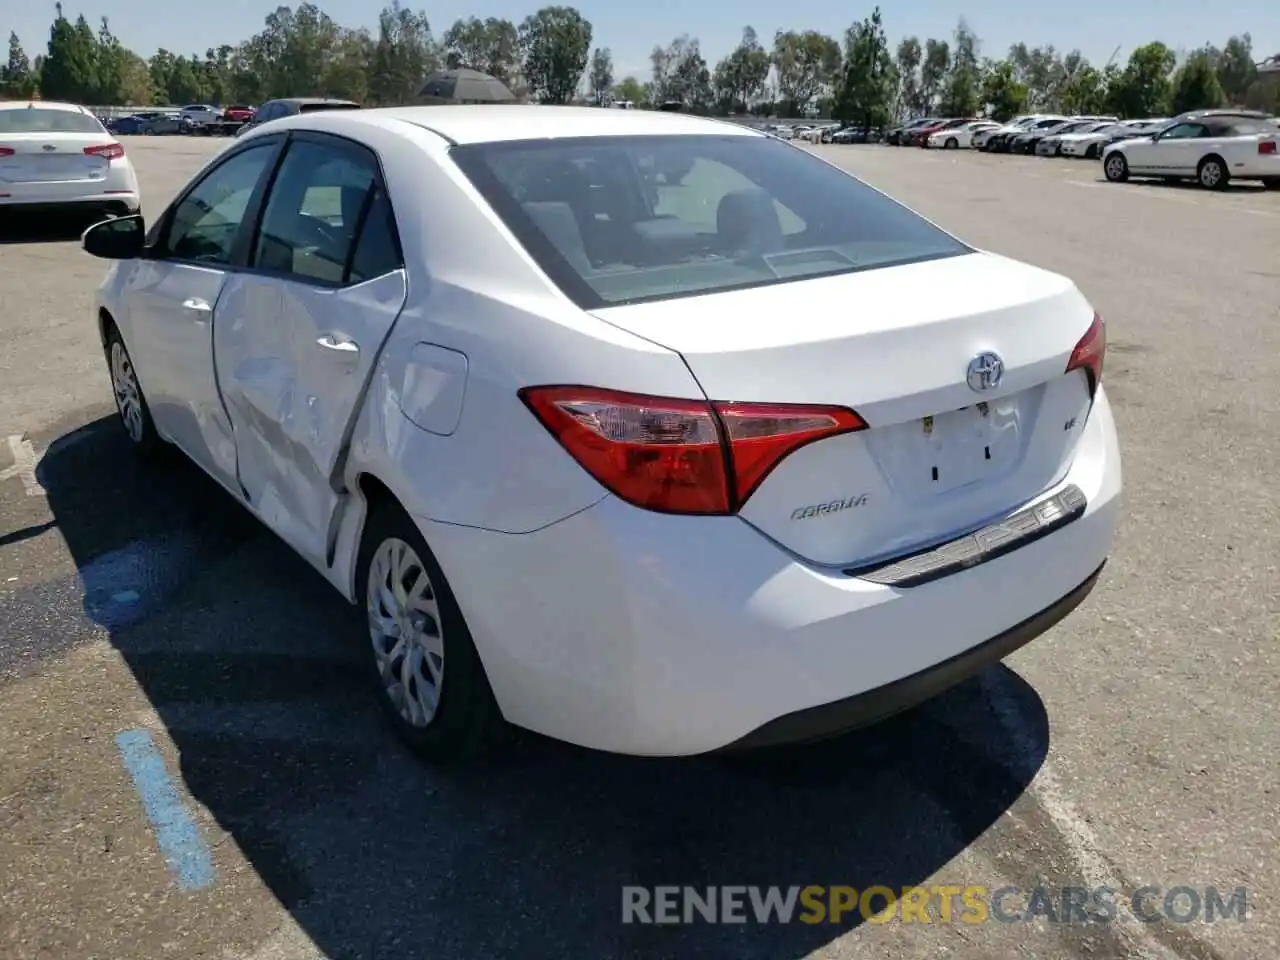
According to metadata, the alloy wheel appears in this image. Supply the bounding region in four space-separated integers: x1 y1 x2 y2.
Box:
366 537 445 728
110 341 145 443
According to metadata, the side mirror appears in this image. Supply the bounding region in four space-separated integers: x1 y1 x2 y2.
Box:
82 214 146 260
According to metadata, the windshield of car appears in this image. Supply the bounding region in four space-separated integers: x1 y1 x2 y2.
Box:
0 107 106 134
451 134 970 309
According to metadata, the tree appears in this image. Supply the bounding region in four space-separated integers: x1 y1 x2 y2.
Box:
1170 51 1225 114
1108 42 1175 118
587 47 612 104
894 37 922 117
519 5 592 104
1060 63 1107 115
981 60 1026 120
711 26 770 115
938 18 981 116
369 2 437 105
833 7 894 130
442 16 519 83
2 32 38 98
919 38 950 113
771 29 841 115
612 75 645 107
1216 34 1257 104
40 4 97 101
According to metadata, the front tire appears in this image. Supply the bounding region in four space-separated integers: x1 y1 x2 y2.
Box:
104 325 161 456
1103 152 1129 183
356 503 503 763
1085 144 1099 159
945 137 958 149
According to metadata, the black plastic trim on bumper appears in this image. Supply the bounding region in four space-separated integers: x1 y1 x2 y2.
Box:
717 561 1106 753
846 485 1087 588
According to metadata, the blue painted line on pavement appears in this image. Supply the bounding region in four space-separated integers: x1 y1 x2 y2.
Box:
114 728 215 891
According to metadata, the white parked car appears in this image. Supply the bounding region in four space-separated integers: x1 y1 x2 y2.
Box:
1059 120 1163 159
927 120 1001 149
978 115 1067 152
82 105 1121 761
1035 121 1114 156
180 104 223 126
1103 111 1280 189
0 100 140 218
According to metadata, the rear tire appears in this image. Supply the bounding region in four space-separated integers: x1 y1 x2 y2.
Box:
1197 156 1228 190
103 324 162 457
1103 152 1129 183
355 502 504 763
1260 177 1280 190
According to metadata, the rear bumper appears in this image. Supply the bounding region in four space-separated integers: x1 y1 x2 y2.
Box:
0 195 138 215
720 561 1103 751
422 387 1122 757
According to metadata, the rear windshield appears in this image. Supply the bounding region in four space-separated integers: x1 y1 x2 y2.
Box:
0 108 105 134
451 134 970 308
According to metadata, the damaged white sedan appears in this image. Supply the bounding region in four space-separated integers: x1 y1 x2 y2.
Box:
84 105 1121 762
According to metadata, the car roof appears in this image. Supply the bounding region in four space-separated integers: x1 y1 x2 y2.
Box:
1176 108 1272 120
326 105 761 145
0 100 91 114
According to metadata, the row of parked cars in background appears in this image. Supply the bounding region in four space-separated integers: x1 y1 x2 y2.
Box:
104 98 363 139
105 103 256 137
882 110 1280 191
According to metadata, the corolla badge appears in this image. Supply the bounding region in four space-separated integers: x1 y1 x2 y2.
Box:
966 351 1004 392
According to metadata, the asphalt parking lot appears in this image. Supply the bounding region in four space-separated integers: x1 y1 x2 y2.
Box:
0 136 1277 960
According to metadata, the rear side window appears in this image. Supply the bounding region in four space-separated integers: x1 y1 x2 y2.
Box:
0 108 104 134
451 134 969 308
347 187 402 282
252 137 396 285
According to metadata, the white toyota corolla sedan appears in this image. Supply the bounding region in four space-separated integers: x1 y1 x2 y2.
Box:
1 100 140 218
82 106 1122 761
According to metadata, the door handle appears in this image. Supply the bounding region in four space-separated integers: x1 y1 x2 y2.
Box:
181 298 211 322
316 333 360 358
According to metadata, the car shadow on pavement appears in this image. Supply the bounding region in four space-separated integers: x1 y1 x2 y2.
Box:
37 414 1051 959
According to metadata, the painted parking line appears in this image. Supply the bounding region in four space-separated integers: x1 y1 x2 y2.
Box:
0 435 46 497
115 727 215 891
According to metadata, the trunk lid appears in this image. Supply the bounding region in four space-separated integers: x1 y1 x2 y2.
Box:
590 252 1099 567
0 132 115 185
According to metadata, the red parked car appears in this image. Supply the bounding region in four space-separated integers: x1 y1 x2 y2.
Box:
913 117 977 147
222 105 255 123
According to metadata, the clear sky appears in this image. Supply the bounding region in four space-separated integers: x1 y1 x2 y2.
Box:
7 0 1278 83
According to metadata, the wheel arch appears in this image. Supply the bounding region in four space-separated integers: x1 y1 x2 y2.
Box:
97 306 116 348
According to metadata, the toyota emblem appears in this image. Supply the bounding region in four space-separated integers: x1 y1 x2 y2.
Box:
967 352 1004 392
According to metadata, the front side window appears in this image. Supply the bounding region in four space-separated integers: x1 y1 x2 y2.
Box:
1159 123 1207 140
165 143 276 264
252 138 384 285
452 134 969 308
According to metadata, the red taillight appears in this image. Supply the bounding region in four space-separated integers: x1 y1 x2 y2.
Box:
1258 140 1277 155
0 146 13 157
1066 313 1106 397
519 386 866 515
85 142 124 160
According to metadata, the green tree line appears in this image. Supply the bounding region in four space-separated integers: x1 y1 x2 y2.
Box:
1 1 1276 122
